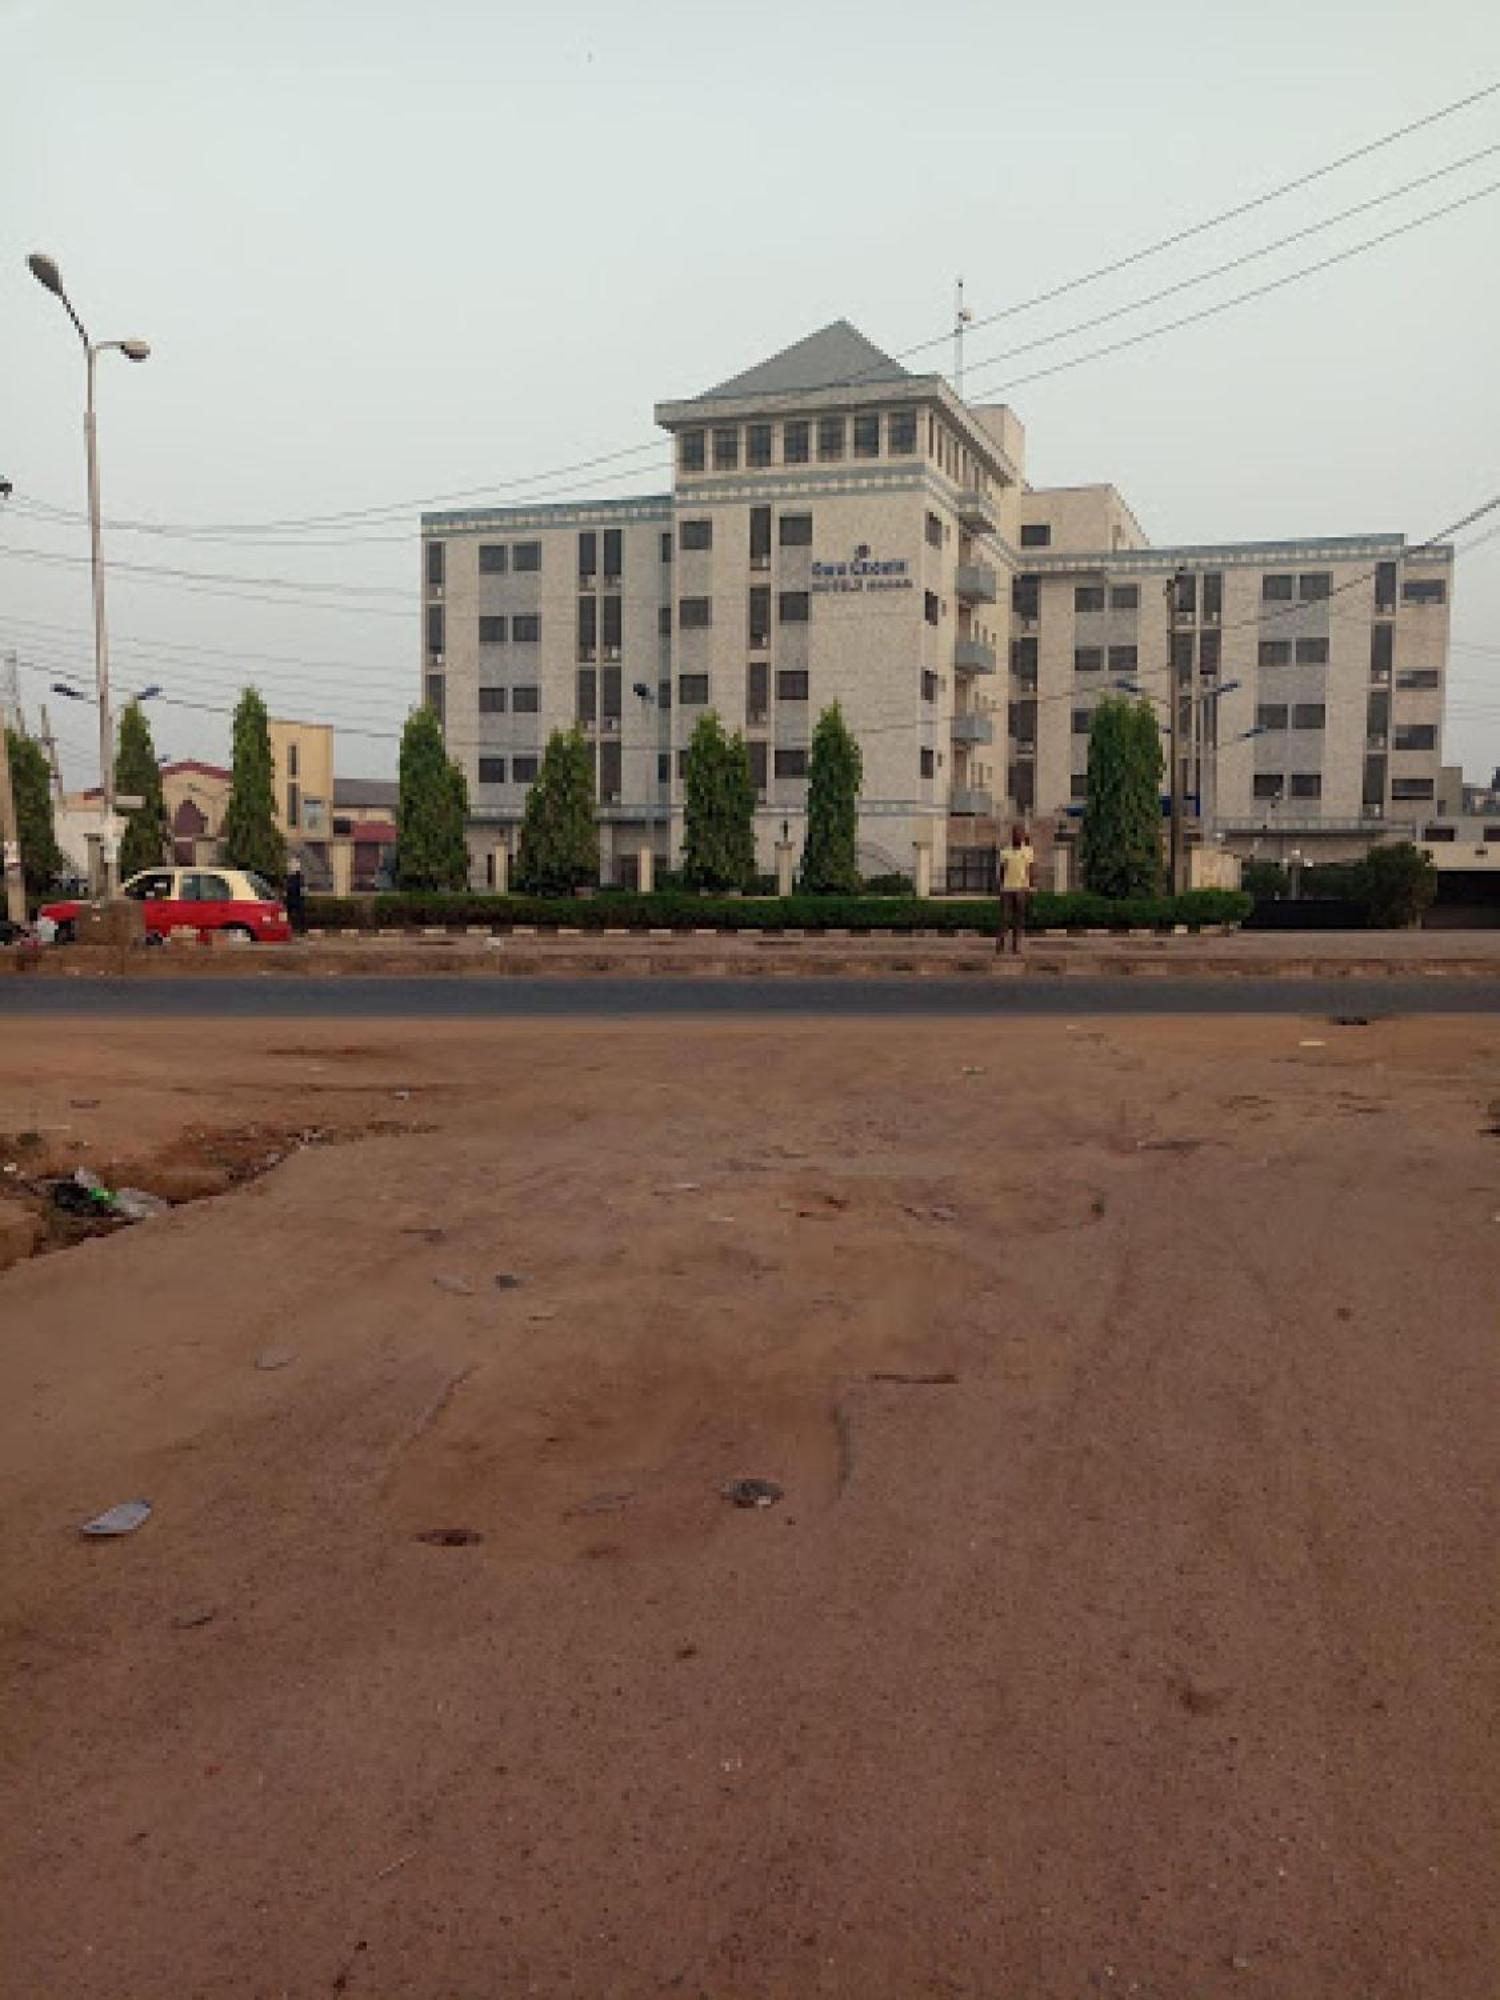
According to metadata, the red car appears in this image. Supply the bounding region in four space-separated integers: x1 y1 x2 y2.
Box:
43 866 292 944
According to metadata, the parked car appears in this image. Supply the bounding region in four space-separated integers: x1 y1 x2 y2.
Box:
41 867 292 944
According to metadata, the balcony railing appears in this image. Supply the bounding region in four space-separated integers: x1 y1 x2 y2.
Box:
950 785 994 816
953 636 997 675
955 561 999 605
950 711 994 744
956 489 999 535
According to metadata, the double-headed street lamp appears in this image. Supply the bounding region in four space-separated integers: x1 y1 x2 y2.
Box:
1114 675 1257 855
28 252 150 898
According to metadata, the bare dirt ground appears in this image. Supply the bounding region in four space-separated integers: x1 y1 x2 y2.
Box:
1 1012 1497 1999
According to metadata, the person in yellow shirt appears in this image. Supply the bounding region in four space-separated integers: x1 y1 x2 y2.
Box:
997 823 1034 955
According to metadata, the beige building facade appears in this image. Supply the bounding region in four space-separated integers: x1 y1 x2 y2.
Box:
421 321 1454 885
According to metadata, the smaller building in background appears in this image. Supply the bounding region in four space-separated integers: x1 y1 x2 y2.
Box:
332 776 399 891
162 760 231 863
268 718 335 883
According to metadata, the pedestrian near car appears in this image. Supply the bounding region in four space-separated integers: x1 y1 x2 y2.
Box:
284 854 306 935
997 823 1034 955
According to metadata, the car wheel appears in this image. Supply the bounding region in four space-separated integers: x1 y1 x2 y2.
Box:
225 924 256 943
55 919 76 945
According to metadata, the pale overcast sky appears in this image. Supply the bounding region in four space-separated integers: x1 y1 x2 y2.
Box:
3 0 1498 786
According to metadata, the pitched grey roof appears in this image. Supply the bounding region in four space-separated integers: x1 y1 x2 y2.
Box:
333 777 399 809
699 320 909 401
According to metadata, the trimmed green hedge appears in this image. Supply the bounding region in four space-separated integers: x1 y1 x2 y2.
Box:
306 888 1251 934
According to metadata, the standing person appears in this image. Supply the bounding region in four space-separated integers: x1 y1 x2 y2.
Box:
284 853 306 936
996 823 1034 955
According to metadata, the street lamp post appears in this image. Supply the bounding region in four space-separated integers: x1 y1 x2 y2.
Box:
631 681 659 892
28 253 150 899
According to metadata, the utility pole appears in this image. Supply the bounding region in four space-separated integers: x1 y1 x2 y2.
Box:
0 716 27 928
953 277 973 398
39 706 64 800
1165 572 1185 894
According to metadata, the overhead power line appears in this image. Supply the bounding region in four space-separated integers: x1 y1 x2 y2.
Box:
14 79 1499 542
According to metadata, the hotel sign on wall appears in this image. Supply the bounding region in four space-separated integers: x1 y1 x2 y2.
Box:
811 543 913 594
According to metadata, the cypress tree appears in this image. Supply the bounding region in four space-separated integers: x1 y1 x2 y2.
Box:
681 713 755 892
514 728 598 895
5 729 64 898
113 699 169 879
1079 695 1164 897
222 688 287 880
799 701 863 893
396 705 471 890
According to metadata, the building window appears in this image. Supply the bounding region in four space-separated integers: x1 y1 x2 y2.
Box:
712 427 739 471
924 591 940 627
603 528 622 579
1391 777 1435 800
425 673 444 717
888 410 917 455
1109 583 1139 610
1371 624 1394 675
1199 629 1222 673
777 669 809 701
1256 703 1289 731
747 660 769 722
513 755 539 784
513 541 542 573
1020 524 1051 549
576 668 596 723
1396 668 1440 690
1374 561 1397 614
775 747 808 779
679 674 710 706
1173 573 1197 619
1202 573 1223 621
426 541 445 589
656 605 671 638
1292 703 1326 730
1252 774 1284 801
576 598 596 659
678 596 712 629
479 686 507 714
779 591 810 624
658 679 672 708
578 531 597 580
748 740 768 792
478 544 508 575
599 741 622 804
748 586 771 648
286 742 300 779
659 530 673 566
1262 574 1294 601
779 511 813 547
925 512 943 549
1297 572 1331 601
816 416 845 461
853 412 880 458
1290 773 1323 801
1074 585 1105 613
426 604 444 656
1070 774 1089 801
783 420 810 465
602 595 622 654
1074 647 1104 673
746 422 773 469
1107 644 1137 674
286 782 300 829
1394 723 1437 751
658 752 671 785
601 665 621 721
920 745 935 779
512 685 541 713
679 430 705 473
1258 639 1292 667
1423 824 1457 842
1071 708 1091 735
676 749 689 780
1296 637 1329 666
478 757 507 785
512 613 541 643
749 506 771 568
1013 575 1039 620
1173 633 1194 680
1402 578 1447 605
1012 637 1038 681
922 669 938 703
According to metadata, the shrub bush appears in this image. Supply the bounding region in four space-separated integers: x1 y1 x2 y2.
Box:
306 887 1252 935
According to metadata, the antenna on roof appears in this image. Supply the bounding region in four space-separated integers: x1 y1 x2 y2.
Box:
953 277 974 400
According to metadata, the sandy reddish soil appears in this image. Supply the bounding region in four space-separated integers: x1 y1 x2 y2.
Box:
1 1013 1498 1999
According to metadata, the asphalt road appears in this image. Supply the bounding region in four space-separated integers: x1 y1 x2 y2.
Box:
3 975 1499 1017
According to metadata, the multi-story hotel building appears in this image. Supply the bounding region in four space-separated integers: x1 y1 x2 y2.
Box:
420 321 1453 886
